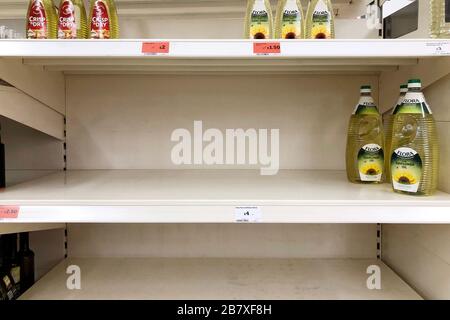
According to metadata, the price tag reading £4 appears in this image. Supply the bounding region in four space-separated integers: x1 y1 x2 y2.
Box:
0 206 20 219
235 206 262 223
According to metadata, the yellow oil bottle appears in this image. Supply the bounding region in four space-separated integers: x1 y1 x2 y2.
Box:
58 0 88 39
275 0 304 39
390 79 439 196
26 0 57 39
383 84 408 183
346 86 385 184
244 0 273 39
305 0 335 39
89 0 119 39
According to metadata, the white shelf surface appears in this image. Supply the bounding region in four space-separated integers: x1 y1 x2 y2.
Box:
0 39 449 73
20 258 421 300
1 169 450 224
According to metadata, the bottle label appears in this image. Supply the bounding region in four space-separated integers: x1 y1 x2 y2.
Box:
27 0 48 39
281 0 302 39
394 92 432 115
90 0 110 39
11 266 20 284
250 1 271 39
358 144 384 182
391 147 422 193
312 0 331 39
58 0 77 39
446 0 450 23
353 97 378 115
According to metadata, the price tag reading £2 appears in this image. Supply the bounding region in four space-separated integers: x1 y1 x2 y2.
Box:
235 206 262 223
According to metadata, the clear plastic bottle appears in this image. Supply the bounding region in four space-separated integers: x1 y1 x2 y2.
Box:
89 0 119 39
430 0 450 38
346 86 385 184
275 0 304 39
244 0 273 39
305 0 334 39
58 0 88 39
390 79 439 196
383 84 408 183
26 0 57 39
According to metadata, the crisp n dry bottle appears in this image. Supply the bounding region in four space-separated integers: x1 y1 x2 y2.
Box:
89 0 119 39
275 0 304 39
346 86 385 184
305 0 334 39
58 0 88 39
244 0 273 39
383 84 408 183
390 79 439 196
26 0 57 39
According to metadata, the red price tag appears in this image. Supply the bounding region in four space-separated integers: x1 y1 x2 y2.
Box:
142 42 170 55
253 42 281 55
0 206 20 218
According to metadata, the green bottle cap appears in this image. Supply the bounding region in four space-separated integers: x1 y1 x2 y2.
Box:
408 79 421 84
360 85 371 89
400 84 408 89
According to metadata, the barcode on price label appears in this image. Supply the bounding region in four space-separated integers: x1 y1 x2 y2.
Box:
0 206 20 219
235 206 261 222
142 42 170 55
253 42 281 55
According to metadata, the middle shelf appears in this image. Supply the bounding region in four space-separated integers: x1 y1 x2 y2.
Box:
1 170 450 224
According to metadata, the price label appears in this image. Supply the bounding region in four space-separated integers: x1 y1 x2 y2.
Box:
142 42 170 55
235 206 261 223
0 206 20 219
425 42 450 55
253 42 281 55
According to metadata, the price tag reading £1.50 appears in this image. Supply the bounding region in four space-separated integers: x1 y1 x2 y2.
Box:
0 206 20 219
253 42 281 55
235 206 262 223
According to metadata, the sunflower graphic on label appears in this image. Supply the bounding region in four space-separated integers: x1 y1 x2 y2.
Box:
358 144 384 182
391 147 422 193
280 1 302 39
311 0 331 39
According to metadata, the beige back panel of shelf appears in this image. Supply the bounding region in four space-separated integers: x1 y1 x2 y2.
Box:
383 224 450 300
67 223 377 259
66 74 379 170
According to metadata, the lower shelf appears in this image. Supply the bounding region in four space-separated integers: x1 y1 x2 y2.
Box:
20 258 421 300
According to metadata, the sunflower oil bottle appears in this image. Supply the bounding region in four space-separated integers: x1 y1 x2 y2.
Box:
383 84 408 182
430 0 450 38
305 0 335 39
89 0 119 39
58 0 88 39
244 0 273 39
346 86 384 184
390 79 439 196
275 0 304 39
26 0 57 38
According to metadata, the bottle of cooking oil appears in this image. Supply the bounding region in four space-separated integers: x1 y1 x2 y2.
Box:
244 0 273 39
275 0 304 39
390 79 439 196
58 0 88 39
89 0 119 39
305 0 334 39
346 86 384 184
430 0 450 38
383 84 408 183
26 0 57 39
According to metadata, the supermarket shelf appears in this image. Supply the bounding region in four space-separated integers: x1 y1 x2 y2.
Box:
0 223 65 235
0 39 449 74
19 257 421 300
1 170 450 224
0 84 65 140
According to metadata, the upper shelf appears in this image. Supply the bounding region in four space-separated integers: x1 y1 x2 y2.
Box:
1 169 450 224
1 39 449 74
